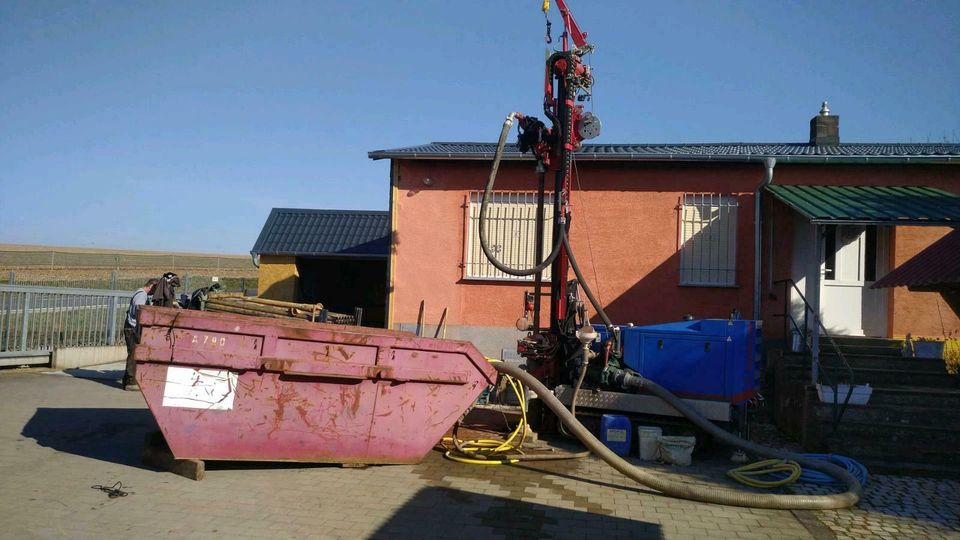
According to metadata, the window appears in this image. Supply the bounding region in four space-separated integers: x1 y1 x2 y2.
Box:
679 194 738 286
465 191 553 281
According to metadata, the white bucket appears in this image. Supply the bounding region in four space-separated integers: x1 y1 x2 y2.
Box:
637 426 662 461
656 435 696 466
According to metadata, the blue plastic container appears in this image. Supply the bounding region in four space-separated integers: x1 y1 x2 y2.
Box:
596 319 761 405
600 414 632 456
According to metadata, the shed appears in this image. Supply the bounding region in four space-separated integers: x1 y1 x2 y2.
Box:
251 209 390 327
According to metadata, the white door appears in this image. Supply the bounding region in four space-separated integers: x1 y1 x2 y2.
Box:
819 225 889 337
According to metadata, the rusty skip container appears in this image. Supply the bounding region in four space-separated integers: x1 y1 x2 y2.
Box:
133 306 497 464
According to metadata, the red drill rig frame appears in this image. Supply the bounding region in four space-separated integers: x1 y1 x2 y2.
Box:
516 0 600 385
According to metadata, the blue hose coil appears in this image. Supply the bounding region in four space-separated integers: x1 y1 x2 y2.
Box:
770 453 869 487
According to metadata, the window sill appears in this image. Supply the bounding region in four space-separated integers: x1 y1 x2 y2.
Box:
679 283 740 289
459 277 540 285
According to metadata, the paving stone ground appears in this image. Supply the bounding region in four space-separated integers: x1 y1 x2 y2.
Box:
1 363 957 539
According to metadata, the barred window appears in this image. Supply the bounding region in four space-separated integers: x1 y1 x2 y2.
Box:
679 194 738 286
465 191 553 281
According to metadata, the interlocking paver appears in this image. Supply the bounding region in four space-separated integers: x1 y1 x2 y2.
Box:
2 363 950 540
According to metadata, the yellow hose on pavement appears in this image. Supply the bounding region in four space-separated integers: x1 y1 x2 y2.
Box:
727 459 802 488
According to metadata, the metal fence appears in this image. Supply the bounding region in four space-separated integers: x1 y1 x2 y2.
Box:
5 271 256 295
0 284 132 366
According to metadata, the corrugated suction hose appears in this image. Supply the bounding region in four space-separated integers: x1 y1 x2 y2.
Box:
491 362 862 510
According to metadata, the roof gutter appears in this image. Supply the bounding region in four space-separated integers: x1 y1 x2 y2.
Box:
754 158 775 321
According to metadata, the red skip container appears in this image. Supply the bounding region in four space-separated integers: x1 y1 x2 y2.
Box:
133 307 497 464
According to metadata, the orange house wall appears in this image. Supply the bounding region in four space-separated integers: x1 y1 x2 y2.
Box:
890 226 960 338
392 160 762 330
392 159 959 339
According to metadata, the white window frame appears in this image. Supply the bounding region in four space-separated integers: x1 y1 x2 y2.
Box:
678 193 738 287
464 191 553 281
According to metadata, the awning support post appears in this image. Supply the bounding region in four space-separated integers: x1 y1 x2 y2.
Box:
809 224 822 385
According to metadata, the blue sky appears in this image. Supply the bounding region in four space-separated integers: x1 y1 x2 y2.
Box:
2 0 958 254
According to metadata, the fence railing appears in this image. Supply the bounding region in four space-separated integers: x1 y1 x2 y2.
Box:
0 284 133 365
5 271 256 295
774 278 856 431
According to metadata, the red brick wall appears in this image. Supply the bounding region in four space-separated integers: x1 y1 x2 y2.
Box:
891 226 960 338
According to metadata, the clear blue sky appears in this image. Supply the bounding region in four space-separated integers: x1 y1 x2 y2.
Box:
2 1 958 254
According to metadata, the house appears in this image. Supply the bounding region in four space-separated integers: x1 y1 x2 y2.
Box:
250 208 390 327
368 107 960 357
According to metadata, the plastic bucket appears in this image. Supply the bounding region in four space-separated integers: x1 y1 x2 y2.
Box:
637 426 662 461
656 435 696 466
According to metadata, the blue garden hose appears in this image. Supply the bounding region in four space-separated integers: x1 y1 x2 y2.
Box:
770 453 869 487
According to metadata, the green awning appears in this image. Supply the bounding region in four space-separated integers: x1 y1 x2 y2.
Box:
765 185 960 225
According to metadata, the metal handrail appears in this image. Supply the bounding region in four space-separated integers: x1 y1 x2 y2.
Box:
773 278 856 430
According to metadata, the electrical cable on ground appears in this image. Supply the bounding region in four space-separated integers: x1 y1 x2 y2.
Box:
766 453 869 487
727 459 802 488
442 358 589 465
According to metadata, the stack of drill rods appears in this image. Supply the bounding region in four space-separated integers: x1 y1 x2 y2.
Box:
209 293 322 312
205 295 320 321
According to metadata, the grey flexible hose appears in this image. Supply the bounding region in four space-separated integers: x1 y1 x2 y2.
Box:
492 362 862 510
478 113 565 277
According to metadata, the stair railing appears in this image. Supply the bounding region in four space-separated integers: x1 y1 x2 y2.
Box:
774 278 856 430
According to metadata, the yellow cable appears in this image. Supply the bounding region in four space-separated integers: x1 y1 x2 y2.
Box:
441 358 528 465
727 459 802 488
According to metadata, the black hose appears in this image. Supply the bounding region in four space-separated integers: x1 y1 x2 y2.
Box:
558 348 590 440
478 114 566 276
493 362 861 510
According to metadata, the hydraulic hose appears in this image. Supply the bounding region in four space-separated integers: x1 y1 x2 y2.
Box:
492 361 862 510
558 348 590 439
479 113 566 276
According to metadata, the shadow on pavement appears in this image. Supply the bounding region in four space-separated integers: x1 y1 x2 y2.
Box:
369 486 663 539
22 407 158 469
61 365 125 389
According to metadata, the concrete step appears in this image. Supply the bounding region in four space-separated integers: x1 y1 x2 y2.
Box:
823 366 958 389
830 336 904 349
868 385 960 408
811 402 960 429
780 362 957 389
821 424 960 467
783 352 946 372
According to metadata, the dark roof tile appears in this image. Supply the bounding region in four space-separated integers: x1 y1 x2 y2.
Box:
251 209 389 257
368 142 960 161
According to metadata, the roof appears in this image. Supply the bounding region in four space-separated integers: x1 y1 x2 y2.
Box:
872 228 960 290
368 142 960 163
251 209 390 258
765 185 960 226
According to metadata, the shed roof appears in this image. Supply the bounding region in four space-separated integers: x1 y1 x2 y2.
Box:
251 209 389 258
368 142 960 163
872 228 960 290
765 185 960 226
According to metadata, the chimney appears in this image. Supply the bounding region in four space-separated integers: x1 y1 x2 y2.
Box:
809 101 839 145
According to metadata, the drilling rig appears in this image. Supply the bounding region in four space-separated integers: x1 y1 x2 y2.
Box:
479 1 761 435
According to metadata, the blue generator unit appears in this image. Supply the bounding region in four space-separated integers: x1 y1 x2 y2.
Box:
596 319 761 405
